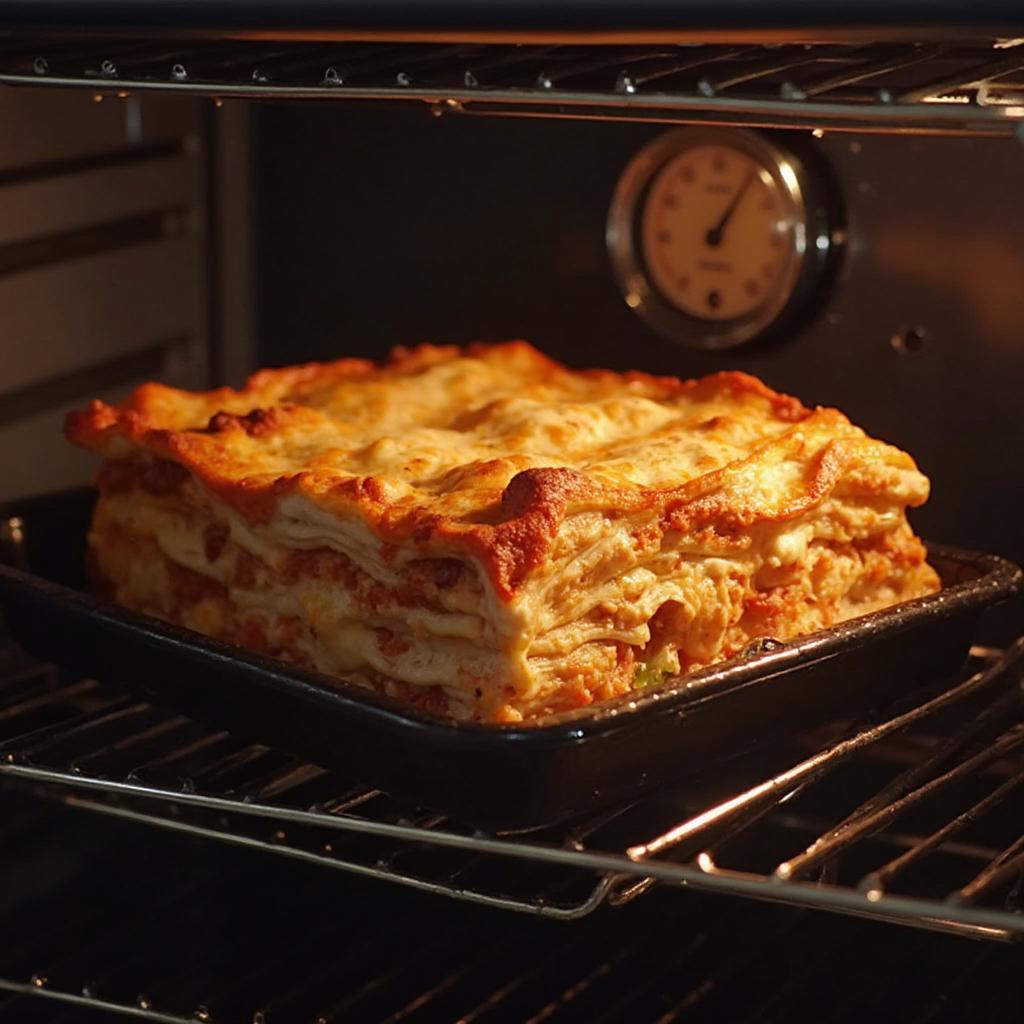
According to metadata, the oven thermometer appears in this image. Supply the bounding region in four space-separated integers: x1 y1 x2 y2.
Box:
608 128 838 350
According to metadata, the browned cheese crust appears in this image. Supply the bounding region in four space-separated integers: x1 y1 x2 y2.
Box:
66 341 940 722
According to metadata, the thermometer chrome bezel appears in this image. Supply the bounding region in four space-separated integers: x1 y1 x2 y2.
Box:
607 127 834 350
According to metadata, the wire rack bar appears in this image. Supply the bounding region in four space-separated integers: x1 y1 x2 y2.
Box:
861 771 1024 895
1 38 1023 134
0 980 187 1024
792 44 945 97
896 50 1024 103
627 641 1024 860
56 791 616 920
954 833 1024 904
775 725 1024 880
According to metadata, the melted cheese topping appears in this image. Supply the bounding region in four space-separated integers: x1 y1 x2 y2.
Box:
70 342 940 722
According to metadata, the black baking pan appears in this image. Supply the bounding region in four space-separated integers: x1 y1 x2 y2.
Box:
0 487 1020 832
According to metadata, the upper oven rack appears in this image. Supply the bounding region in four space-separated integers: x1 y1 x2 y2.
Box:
2 625 1024 943
1 37 1024 135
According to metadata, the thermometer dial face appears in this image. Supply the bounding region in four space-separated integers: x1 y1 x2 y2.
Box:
608 129 835 349
640 145 792 322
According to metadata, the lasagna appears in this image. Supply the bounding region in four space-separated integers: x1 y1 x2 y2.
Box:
66 341 940 723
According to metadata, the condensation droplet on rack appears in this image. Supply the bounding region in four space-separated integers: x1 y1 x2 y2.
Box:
32 56 48 74
171 63 188 81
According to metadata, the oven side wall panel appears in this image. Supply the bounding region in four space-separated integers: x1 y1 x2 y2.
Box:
0 89 222 499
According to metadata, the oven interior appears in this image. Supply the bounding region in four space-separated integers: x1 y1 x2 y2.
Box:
1 18 1024 1022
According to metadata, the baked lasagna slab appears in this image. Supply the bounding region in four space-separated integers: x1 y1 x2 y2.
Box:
66 342 939 722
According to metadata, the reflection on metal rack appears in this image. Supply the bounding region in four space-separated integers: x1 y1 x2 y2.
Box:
1 627 1024 943
1 37 1024 134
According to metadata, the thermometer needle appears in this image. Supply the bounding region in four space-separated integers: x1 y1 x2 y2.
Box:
705 172 755 248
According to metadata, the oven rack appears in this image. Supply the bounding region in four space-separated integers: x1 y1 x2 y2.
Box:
5 796 1024 1024
1 38 1024 135
2 629 1024 942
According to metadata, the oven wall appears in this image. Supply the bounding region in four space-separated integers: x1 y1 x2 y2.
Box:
0 89 216 500
255 103 1024 566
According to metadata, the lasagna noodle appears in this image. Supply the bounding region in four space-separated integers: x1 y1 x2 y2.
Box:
68 341 940 722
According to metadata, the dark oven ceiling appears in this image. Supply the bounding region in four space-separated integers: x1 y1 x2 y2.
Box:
0 1 1023 43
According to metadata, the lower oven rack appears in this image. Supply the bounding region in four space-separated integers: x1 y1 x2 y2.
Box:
5 793 1023 1024
2 627 1024 947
